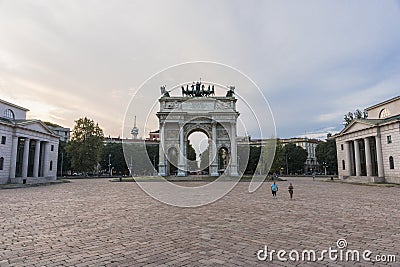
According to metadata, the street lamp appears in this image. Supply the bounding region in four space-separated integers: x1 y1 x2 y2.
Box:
108 153 111 176
285 152 289 175
323 162 328 176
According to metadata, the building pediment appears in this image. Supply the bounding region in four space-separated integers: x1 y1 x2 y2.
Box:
16 120 56 136
339 120 376 135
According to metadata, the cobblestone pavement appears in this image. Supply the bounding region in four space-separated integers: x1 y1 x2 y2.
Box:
0 178 399 266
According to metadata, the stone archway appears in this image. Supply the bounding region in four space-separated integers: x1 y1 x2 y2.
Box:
157 82 239 177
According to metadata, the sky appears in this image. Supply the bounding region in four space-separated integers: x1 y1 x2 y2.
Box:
1 0 400 141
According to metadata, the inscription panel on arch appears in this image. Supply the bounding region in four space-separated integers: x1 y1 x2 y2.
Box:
181 101 215 111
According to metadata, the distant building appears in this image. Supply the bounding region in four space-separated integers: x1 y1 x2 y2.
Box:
45 124 70 142
335 96 400 184
281 137 323 173
148 130 159 141
0 99 59 184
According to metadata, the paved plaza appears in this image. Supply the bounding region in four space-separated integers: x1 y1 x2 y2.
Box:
0 178 399 266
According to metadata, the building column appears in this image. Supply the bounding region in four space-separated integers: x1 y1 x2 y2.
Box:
344 141 351 176
42 142 49 177
210 122 218 176
158 122 166 176
354 139 361 176
364 137 372 177
9 136 19 179
375 135 385 178
21 138 30 178
33 140 41 178
230 122 238 176
177 122 186 177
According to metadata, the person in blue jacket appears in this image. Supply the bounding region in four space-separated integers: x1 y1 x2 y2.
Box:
271 181 278 198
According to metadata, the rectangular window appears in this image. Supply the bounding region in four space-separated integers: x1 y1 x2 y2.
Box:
0 157 3 170
1 136 6 144
51 145 54 151
341 144 344 150
387 135 392 144
342 160 345 170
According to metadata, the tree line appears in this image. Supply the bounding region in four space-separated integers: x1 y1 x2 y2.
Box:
58 117 339 176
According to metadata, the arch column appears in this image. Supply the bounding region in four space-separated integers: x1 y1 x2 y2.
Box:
210 122 218 176
177 122 186 176
158 122 167 176
230 122 238 176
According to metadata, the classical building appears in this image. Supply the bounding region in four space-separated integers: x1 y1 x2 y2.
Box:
335 96 400 184
281 138 322 173
0 99 59 184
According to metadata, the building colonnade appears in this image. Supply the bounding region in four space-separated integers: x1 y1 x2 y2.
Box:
9 135 52 180
343 135 384 179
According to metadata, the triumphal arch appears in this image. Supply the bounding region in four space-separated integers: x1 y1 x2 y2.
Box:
157 81 239 177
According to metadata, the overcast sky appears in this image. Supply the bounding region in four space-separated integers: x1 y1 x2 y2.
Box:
1 0 400 140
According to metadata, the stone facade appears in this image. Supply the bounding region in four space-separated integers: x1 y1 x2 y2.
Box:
335 96 400 184
157 95 239 177
0 99 59 184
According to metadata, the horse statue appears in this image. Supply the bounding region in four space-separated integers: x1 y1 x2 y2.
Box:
226 86 235 97
160 85 170 97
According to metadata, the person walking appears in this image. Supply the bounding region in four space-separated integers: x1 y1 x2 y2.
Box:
288 183 294 200
271 181 278 198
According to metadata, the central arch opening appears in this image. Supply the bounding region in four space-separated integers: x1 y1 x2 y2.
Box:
187 131 209 175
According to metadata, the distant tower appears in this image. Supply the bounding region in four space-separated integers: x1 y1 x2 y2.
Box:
131 116 139 139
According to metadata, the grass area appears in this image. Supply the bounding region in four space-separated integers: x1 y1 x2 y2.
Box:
0 179 70 189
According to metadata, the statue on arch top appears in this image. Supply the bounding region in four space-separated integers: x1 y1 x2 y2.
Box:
226 86 235 97
160 85 170 97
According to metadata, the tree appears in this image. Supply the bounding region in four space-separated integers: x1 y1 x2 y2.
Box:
67 117 104 174
100 143 128 175
186 141 197 171
285 143 308 174
199 147 209 172
122 142 159 176
270 142 286 174
316 139 338 175
242 146 261 175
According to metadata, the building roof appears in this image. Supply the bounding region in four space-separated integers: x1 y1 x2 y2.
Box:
354 114 400 125
336 114 400 137
365 96 400 111
0 99 29 111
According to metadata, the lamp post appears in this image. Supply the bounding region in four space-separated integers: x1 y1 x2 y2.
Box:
323 162 328 176
285 152 289 175
108 153 111 176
